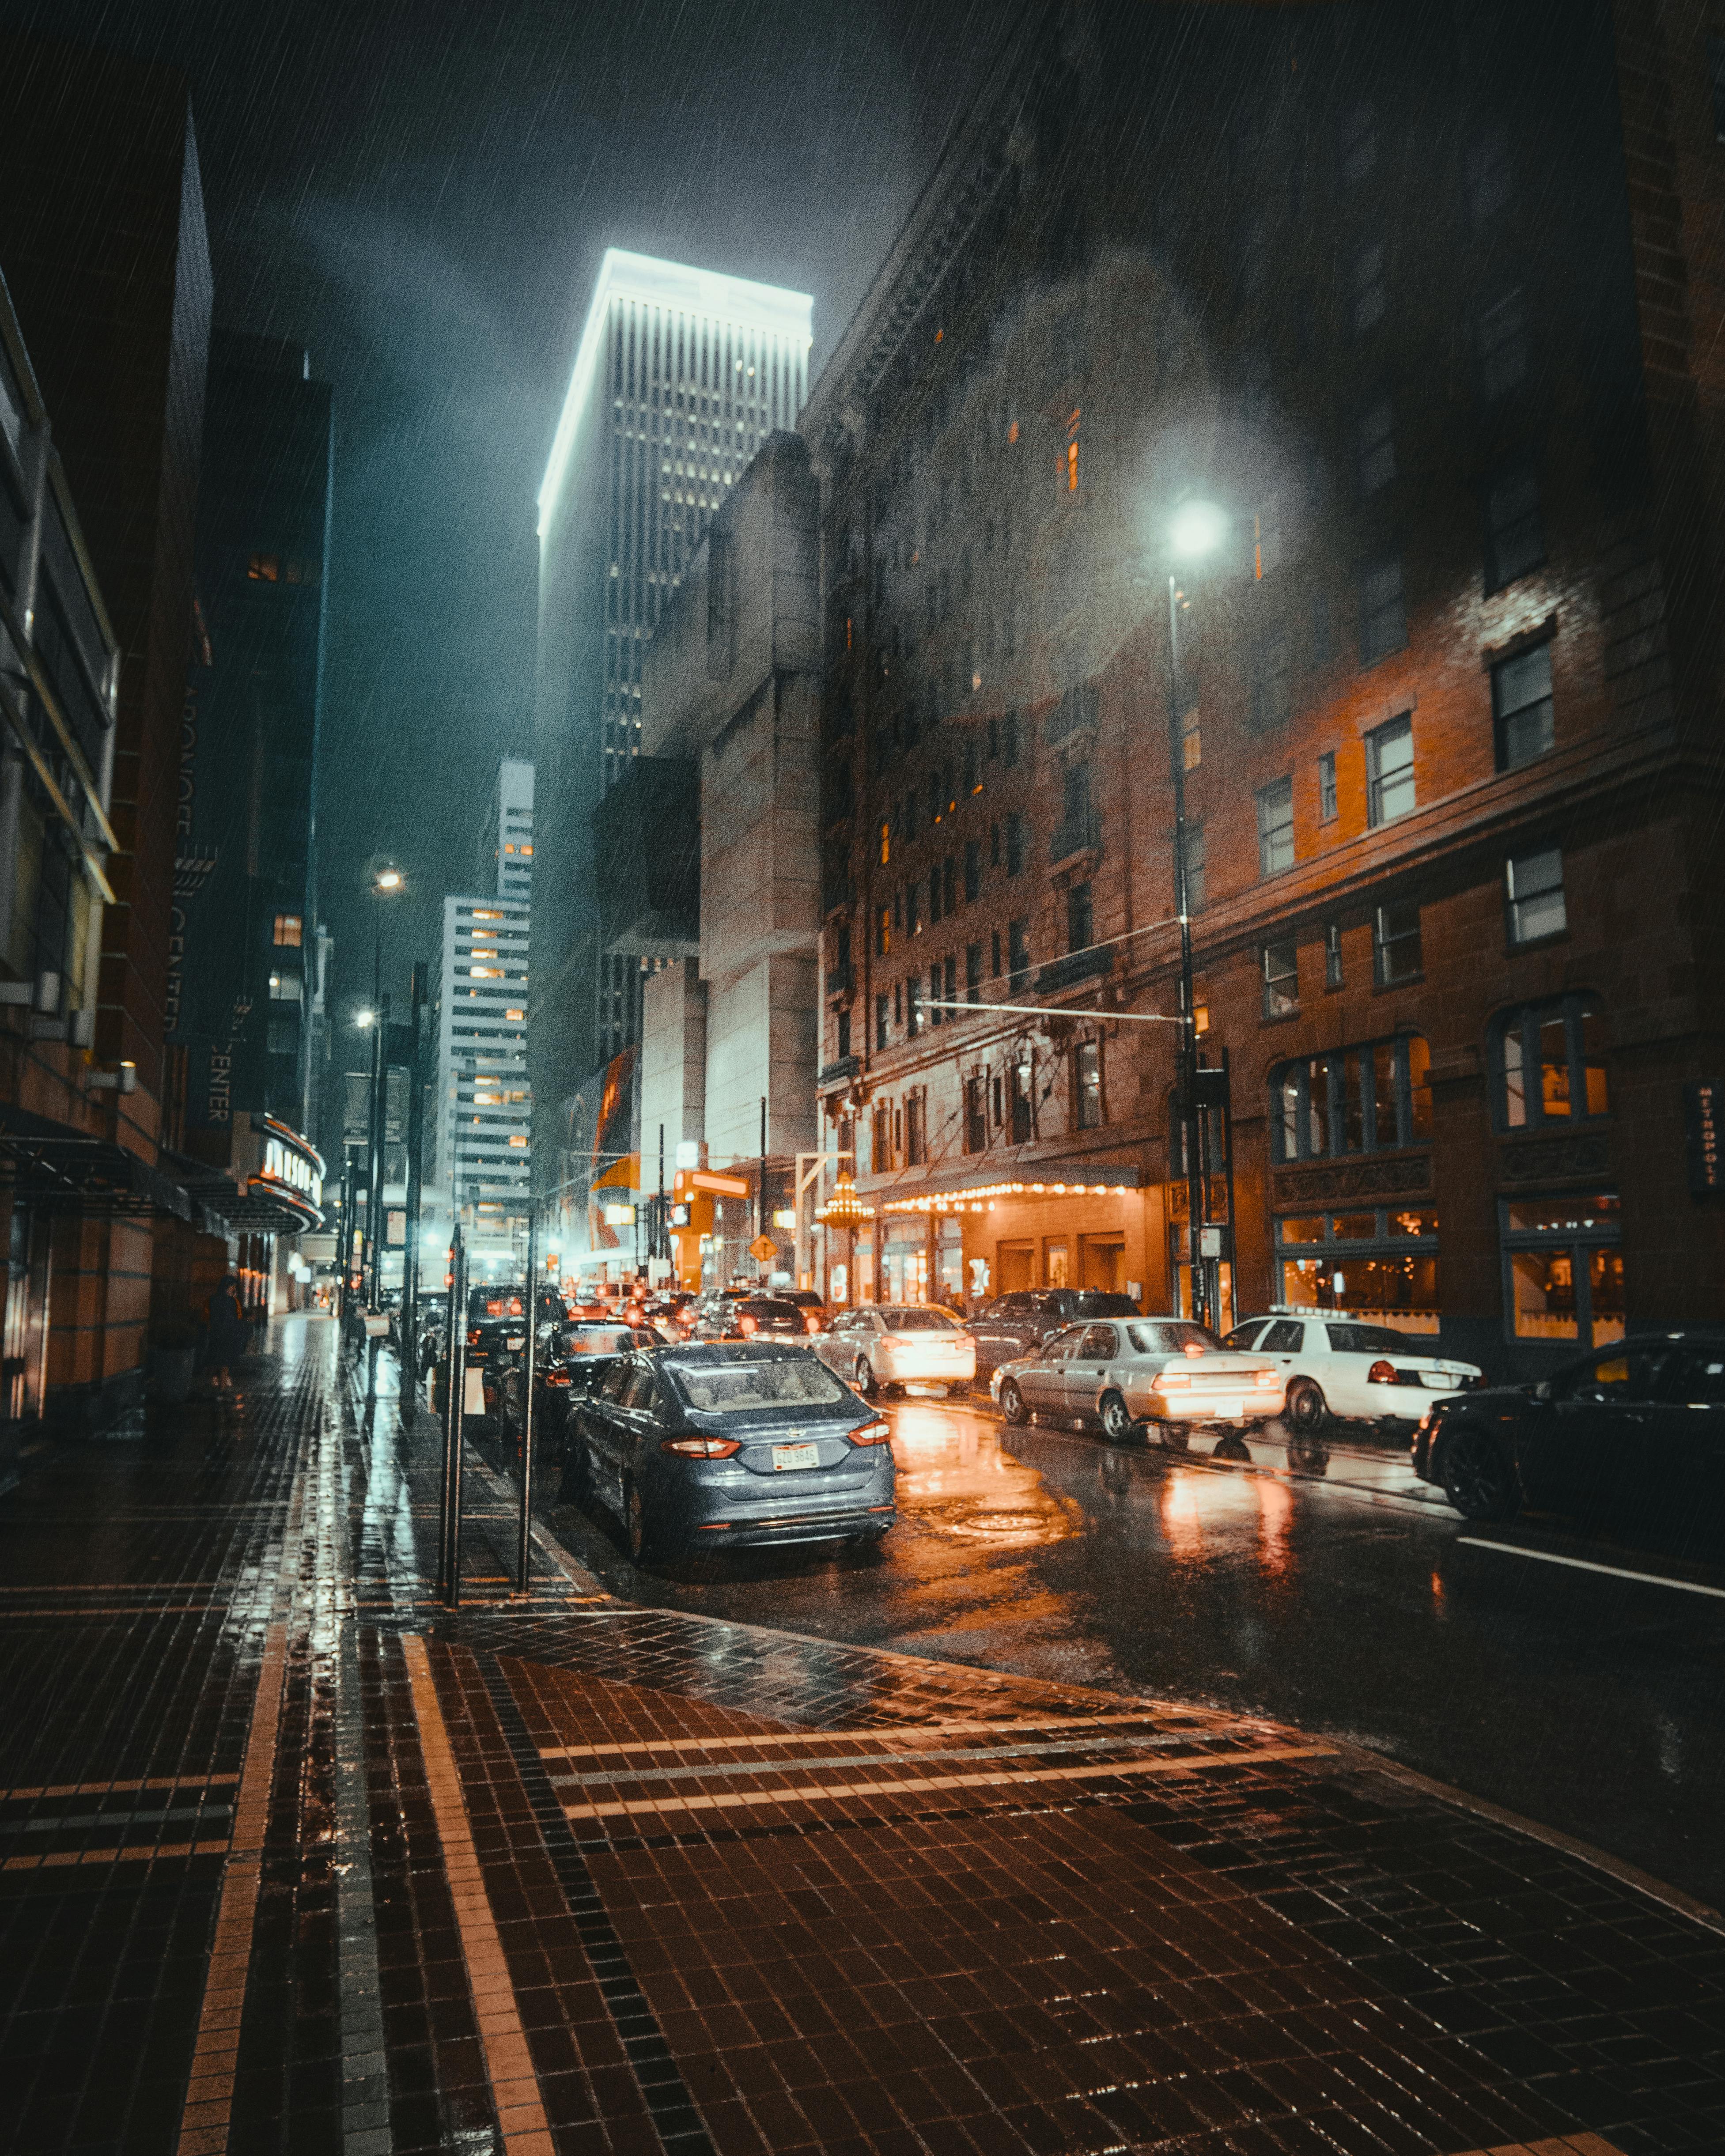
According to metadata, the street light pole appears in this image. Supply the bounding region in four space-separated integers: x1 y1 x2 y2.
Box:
1165 571 1210 1331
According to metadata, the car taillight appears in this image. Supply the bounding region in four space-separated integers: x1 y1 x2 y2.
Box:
738 1314 757 1336
1158 1372 1191 1389
1182 1341 1207 1358
661 1435 742 1458
804 1314 821 1333
849 1420 892 1446
1367 1359 1398 1384
1252 1367 1278 1386
545 1371 571 1387
467 1327 481 1347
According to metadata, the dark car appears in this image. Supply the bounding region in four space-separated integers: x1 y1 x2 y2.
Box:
566 1340 896 1561
1412 1330 1725 1539
686 1294 808 1343
505 1320 663 1442
968 1289 1143 1377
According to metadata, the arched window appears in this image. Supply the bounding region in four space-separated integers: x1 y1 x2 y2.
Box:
1489 995 1607 1131
1270 1034 1430 1163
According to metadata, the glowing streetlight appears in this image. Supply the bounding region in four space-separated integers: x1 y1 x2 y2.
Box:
373 866 403 893
353 1008 376 1029
1169 498 1229 558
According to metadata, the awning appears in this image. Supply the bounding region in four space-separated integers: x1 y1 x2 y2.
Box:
0 1104 193 1220
161 1150 322 1237
879 1163 1144 1213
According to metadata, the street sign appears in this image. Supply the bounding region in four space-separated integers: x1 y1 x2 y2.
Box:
749 1233 776 1261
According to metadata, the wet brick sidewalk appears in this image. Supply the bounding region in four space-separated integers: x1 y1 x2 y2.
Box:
0 1316 1718 2154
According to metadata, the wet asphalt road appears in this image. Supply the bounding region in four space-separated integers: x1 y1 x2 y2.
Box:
535 1393 1725 1912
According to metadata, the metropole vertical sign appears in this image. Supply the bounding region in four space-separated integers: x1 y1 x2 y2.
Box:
1685 1079 1722 1196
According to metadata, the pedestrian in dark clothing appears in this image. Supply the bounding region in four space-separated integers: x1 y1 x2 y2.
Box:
206 1276 250 1396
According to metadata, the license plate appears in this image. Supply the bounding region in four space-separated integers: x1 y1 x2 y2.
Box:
771 1442 819 1472
1205 1400 1243 1419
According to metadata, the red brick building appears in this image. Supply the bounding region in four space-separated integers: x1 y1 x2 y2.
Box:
803 0 1725 1377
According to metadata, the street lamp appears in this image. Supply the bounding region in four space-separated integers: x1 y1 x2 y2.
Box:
363 860 408 1307
1165 500 1226 1331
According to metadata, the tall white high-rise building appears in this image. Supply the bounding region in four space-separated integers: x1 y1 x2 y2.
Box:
431 758 534 1235
533 250 813 1119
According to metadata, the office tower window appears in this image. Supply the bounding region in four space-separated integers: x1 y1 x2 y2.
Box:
273 914 303 947
1506 847 1567 946
1256 776 1295 875
1478 287 1528 400
1318 750 1338 823
1366 715 1415 826
1485 465 1545 590
1355 396 1395 493
1358 553 1406 665
1492 640 1554 769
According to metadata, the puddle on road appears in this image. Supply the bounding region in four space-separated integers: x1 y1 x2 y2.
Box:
885 1400 1082 1551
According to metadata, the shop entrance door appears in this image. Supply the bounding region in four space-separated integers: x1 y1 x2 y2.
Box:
996 1241 1034 1292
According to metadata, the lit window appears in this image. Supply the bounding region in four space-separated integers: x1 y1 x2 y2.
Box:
470 967 503 979
1366 715 1415 826
272 913 303 948
1506 848 1566 946
247 553 280 582
505 1008 525 1021
508 1135 529 1148
1501 1192 1622 1348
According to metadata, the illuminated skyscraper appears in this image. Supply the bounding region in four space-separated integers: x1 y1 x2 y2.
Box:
532 250 812 1135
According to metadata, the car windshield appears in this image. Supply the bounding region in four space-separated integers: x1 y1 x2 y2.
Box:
1126 1322 1220 1355
667 1356 851 1413
879 1309 959 1331
1326 1322 1424 1354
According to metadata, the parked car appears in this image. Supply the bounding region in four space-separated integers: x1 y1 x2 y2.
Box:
685 1294 808 1343
1413 1330 1725 1530
503 1320 664 1443
991 1318 1283 1441
566 1340 896 1560
813 1305 976 1397
968 1289 1144 1377
779 1289 830 1333
1221 1311 1481 1434
465 1285 570 1414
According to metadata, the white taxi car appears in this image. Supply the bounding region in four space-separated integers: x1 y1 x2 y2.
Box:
1221 1310 1482 1434
814 1305 976 1398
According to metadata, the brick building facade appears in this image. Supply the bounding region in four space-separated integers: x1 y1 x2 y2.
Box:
803 0 1724 1377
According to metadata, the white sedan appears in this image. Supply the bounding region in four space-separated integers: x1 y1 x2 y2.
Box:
814 1305 976 1397
1221 1311 1482 1434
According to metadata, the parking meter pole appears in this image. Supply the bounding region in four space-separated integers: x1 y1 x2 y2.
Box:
516 1213 537 1596
440 1228 467 1605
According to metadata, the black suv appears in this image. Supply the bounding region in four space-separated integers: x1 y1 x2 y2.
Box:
1412 1329 1725 1542
968 1289 1142 1378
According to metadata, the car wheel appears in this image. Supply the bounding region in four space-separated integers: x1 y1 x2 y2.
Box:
854 1356 878 1400
1285 1378 1328 1436
1099 1391 1134 1445
1441 1428 1520 1521
999 1378 1029 1426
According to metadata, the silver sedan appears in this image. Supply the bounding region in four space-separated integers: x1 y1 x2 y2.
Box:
990 1317 1285 1443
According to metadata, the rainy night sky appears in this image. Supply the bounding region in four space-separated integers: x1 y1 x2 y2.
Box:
0 0 992 1024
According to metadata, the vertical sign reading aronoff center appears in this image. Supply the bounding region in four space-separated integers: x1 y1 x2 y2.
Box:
1685 1079 1723 1197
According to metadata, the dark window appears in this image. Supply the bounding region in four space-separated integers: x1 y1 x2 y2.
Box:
1318 749 1338 822
1262 941 1298 1019
1309 588 1335 667
906 974 923 1036
1494 994 1608 1130
836 1010 851 1059
1485 466 1544 590
1067 881 1093 954
1010 1054 1034 1142
1712 34 1725 141
1359 553 1406 665
875 993 889 1050
906 879 922 935
1354 396 1395 493
1272 1033 1431 1161
1350 241 1385 333
905 1091 926 1166
1373 900 1422 985
1478 287 1528 400
1250 630 1291 731
1256 776 1294 875
1339 99 1377 184
991 930 1001 979
963 838 980 902
989 821 1001 867
1074 1040 1103 1130
1184 824 1206 911
943 855 957 915
1506 847 1566 946
1008 918 1030 987
965 942 982 1002
943 950 957 1012
964 1076 987 1153
1493 640 1554 769
1002 708 1020 767
1467 127 1512 223
1006 810 1025 876
1324 921 1343 988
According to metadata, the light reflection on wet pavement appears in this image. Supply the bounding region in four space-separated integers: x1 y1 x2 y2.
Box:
549 1390 1725 1909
